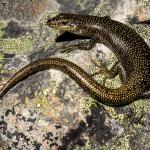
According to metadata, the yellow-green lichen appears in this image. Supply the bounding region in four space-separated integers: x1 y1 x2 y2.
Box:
38 13 61 51
26 94 49 109
0 141 8 150
0 53 4 62
132 99 150 112
48 80 57 94
0 34 33 55
118 135 130 150
136 0 150 8
1 69 16 75
127 22 150 40
74 137 91 150
0 53 4 72
0 139 8 150
0 21 33 55
102 134 130 150
24 83 58 109
35 96 49 108
0 22 6 38
0 22 6 29
80 53 122 111
91 53 121 89
81 138 91 150
105 54 121 89
77 0 86 10
80 97 98 111
102 99 149 149
24 90 50 109
91 2 110 16
105 105 125 123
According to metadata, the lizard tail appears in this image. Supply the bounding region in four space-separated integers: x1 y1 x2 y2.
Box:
0 58 144 106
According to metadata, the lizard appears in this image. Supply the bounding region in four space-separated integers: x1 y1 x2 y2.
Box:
0 13 150 106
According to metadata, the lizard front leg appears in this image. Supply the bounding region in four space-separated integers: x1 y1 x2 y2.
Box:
60 37 99 53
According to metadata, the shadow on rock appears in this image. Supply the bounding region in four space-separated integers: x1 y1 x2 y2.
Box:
58 104 114 150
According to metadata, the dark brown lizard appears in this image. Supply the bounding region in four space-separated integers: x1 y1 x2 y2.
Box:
0 13 150 106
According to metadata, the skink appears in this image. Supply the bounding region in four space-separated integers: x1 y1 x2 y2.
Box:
0 13 150 106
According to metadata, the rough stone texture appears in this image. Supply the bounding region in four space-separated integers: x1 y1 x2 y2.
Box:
0 0 59 25
0 0 150 150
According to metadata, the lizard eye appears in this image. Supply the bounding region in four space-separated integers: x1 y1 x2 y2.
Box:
61 21 68 26
61 21 77 29
69 22 74 27
68 22 77 28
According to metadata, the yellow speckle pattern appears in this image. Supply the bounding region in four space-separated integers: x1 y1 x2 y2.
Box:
80 97 97 111
0 35 33 55
1 14 150 107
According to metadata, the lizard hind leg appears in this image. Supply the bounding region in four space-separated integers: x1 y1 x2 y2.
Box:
90 59 126 85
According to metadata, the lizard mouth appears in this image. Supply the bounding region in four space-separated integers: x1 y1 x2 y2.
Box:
47 18 58 27
47 19 77 31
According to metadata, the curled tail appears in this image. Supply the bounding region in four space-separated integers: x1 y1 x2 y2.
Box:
0 58 144 106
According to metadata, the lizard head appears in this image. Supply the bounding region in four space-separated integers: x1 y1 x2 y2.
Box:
47 13 92 35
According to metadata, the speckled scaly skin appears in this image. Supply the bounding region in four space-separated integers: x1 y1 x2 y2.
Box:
0 14 150 106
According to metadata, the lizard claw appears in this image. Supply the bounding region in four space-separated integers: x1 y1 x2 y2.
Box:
90 58 109 76
61 47 75 53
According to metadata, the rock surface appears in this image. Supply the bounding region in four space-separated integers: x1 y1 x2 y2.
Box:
0 0 150 150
